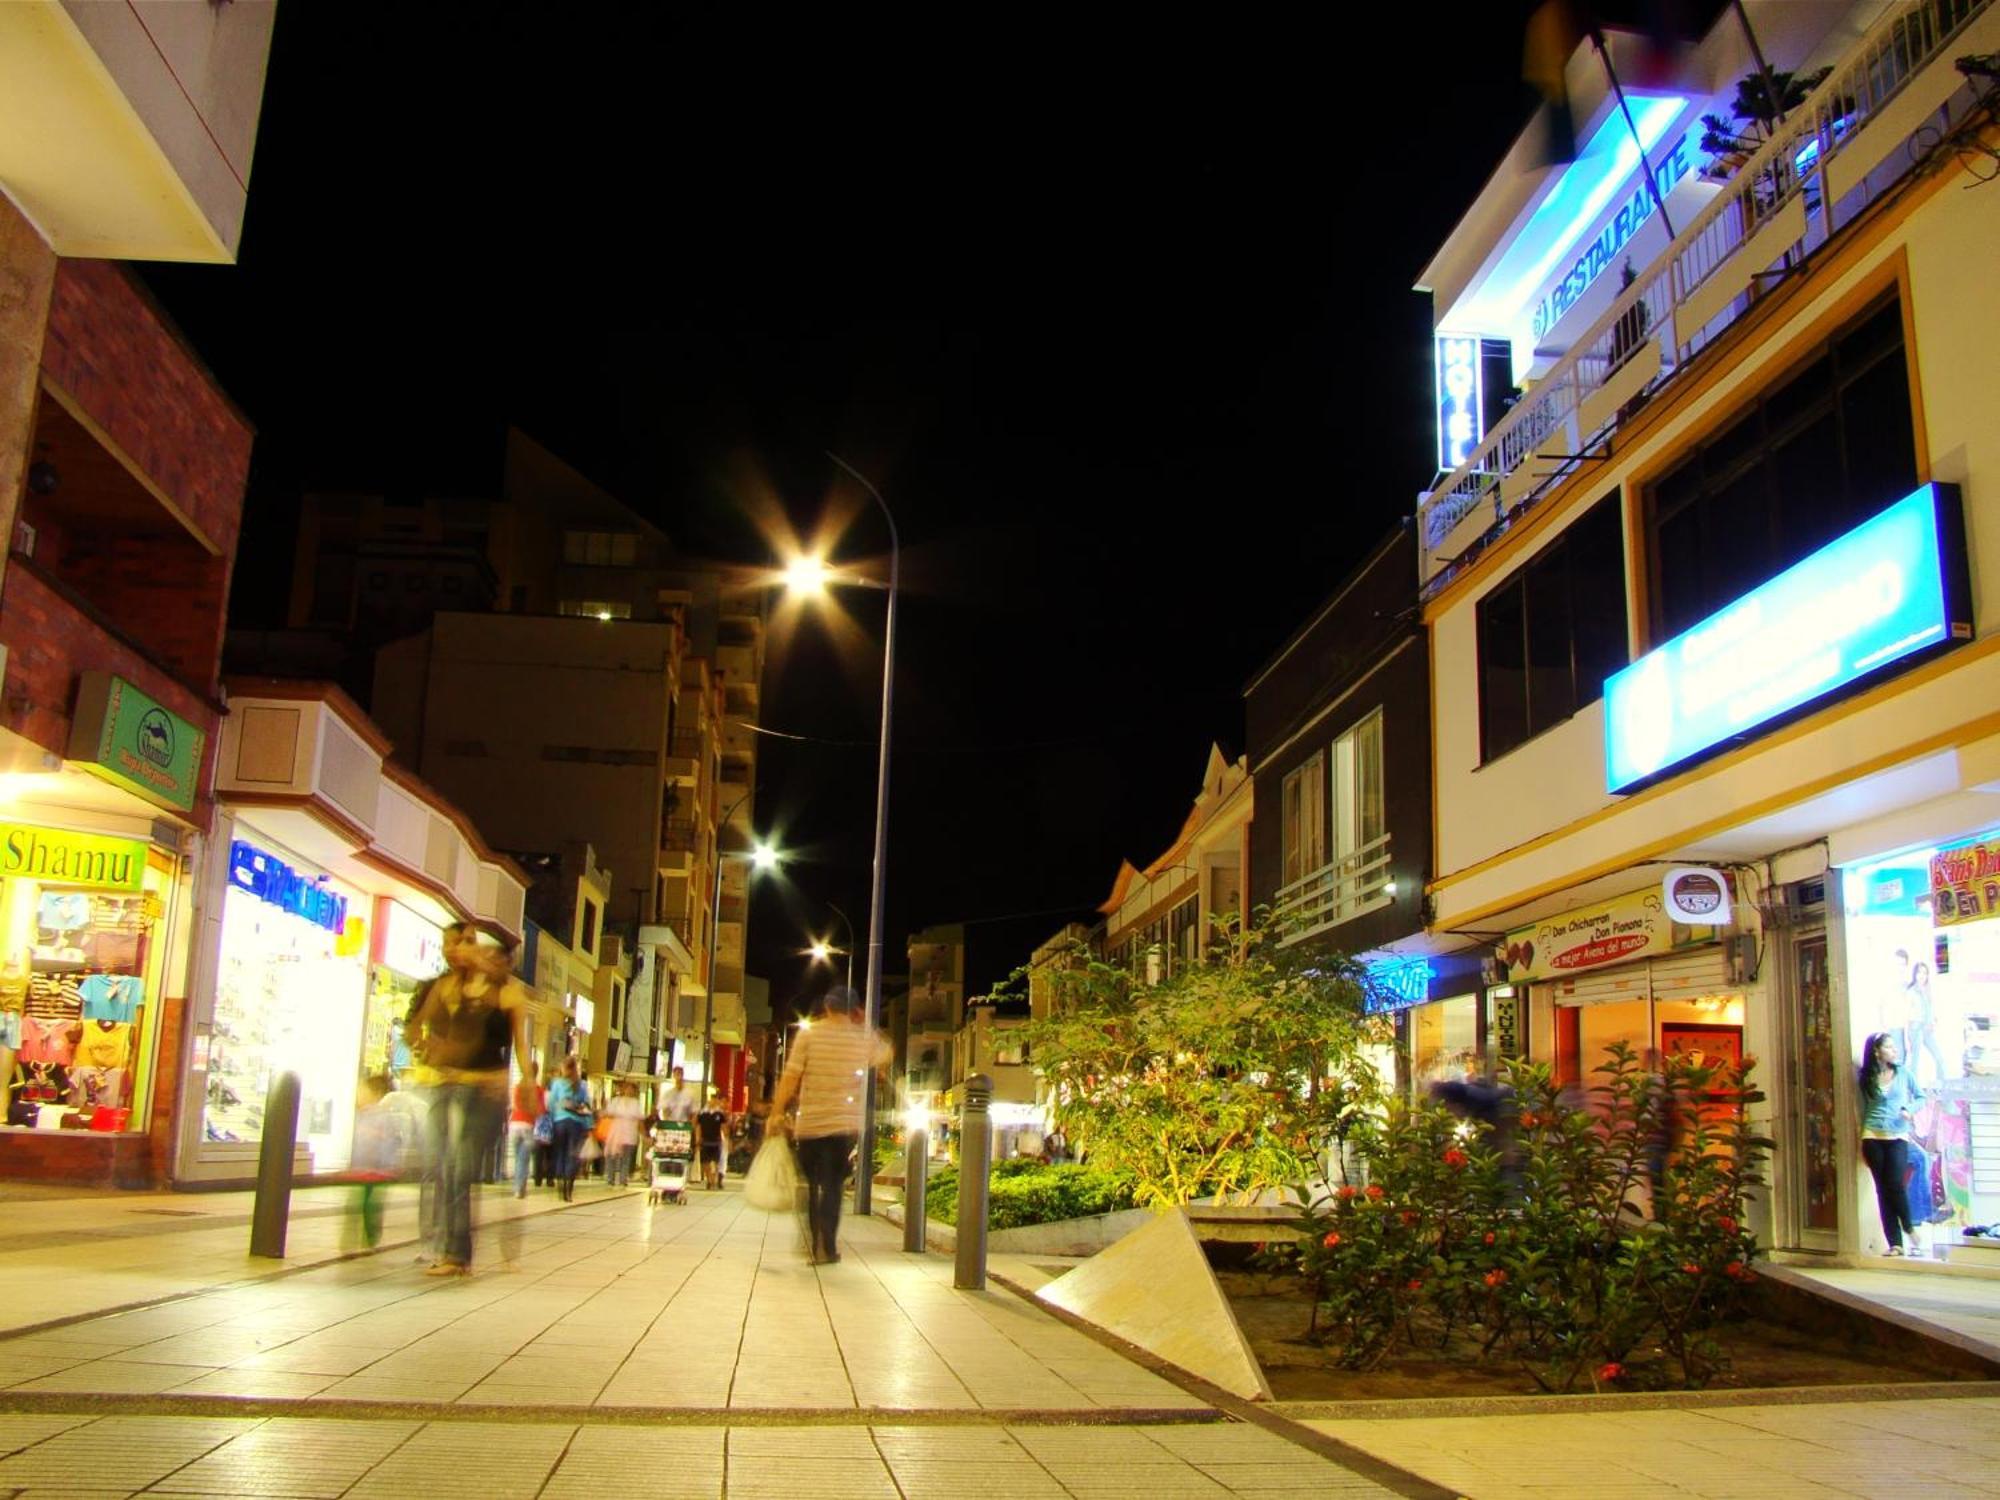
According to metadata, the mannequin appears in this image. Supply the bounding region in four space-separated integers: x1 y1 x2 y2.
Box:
0 952 26 1112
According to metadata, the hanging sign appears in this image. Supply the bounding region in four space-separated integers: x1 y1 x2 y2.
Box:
1663 867 1732 925
1435 335 1484 471
1929 835 2000 927
68 672 205 814
1495 886 1713 983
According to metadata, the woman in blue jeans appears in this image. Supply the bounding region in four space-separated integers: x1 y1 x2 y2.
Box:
1858 1031 1923 1256
546 1055 593 1202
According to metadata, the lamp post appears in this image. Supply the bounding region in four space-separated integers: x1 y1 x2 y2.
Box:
699 789 778 1101
809 900 856 993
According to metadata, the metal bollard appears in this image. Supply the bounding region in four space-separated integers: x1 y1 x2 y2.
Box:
954 1074 992 1290
249 1071 303 1259
903 1111 928 1255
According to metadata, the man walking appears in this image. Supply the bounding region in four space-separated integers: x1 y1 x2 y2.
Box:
768 987 890 1265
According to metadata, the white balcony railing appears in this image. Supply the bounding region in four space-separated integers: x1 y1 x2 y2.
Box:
1274 833 1393 946
1418 0 1996 593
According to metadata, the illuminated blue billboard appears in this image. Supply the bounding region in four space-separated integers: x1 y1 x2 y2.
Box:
1605 484 1969 794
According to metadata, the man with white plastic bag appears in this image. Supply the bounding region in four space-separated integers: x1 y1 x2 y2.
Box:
768 987 891 1264
743 1123 800 1211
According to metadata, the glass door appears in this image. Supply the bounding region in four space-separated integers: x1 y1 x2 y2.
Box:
1784 928 1840 1250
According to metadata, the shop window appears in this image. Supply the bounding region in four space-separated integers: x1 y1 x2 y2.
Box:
1477 491 1628 762
1647 292 1918 641
1280 752 1327 887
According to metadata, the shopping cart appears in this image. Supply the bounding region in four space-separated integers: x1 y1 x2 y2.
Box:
648 1120 693 1206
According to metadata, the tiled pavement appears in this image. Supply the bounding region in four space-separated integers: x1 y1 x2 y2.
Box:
1310 1394 2000 1499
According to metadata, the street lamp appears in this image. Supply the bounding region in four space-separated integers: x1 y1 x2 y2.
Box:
700 787 782 1099
805 899 856 993
781 453 898 1216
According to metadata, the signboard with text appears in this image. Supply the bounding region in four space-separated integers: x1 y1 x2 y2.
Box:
1495 886 1713 984
1930 835 2000 927
67 672 204 814
1605 484 1970 794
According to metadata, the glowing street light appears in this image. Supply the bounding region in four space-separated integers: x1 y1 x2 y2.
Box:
699 803 785 1096
783 554 831 597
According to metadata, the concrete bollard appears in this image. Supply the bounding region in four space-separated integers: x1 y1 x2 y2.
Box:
954 1073 992 1290
249 1071 303 1259
903 1114 928 1254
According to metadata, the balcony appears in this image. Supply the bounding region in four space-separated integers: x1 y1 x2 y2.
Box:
1418 0 1997 593
664 730 703 787
659 817 700 874
1274 834 1393 947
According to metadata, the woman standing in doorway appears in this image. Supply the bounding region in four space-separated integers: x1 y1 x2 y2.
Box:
1858 1031 1924 1256
547 1056 594 1202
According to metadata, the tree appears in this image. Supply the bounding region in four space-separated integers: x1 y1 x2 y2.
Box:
1010 922 1388 1209
1699 67 1834 181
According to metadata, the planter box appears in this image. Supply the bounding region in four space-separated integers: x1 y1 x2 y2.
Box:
877 1202 1156 1258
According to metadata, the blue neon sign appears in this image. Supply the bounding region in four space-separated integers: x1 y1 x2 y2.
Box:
229 839 349 934
1365 955 1436 1015
1435 336 1484 471
1605 484 1969 793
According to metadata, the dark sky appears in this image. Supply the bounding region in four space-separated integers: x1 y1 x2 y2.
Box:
142 6 1648 1007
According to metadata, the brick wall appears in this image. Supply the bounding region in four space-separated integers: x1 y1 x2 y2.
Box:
0 565 220 826
38 261 251 558
43 533 231 688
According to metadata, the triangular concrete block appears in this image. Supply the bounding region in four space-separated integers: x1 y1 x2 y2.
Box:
1037 1206 1271 1400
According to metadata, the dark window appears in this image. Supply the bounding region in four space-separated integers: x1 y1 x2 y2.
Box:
1477 492 1629 763
1647 292 1917 639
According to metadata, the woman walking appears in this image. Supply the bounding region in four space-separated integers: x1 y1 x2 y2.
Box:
404 923 532 1276
1859 1031 1924 1256
509 1060 543 1198
604 1081 644 1188
547 1056 594 1202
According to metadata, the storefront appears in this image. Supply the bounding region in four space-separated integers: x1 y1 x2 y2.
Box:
1839 830 2000 1258
1 819 184 1140
200 832 370 1175
1495 882 1744 1089
365 898 446 1082
1364 950 1488 1098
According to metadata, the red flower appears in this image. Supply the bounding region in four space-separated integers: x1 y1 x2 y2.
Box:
1337 1185 1358 1200
1365 1184 1385 1200
1716 1216 1737 1235
1483 1269 1507 1288
1681 1262 1702 1276
1443 1148 1469 1169
1253 1242 1267 1254
1519 1112 1539 1128
1400 1210 1420 1226
1483 1231 1497 1246
1724 1261 1747 1281
1597 1362 1624 1382
1322 1231 1342 1249
1406 1279 1424 1293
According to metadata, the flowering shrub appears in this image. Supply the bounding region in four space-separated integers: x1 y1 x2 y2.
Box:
1282 1042 1769 1391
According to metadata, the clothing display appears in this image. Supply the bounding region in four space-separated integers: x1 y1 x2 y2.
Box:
0 1010 19 1051
80 974 144 1023
19 1015 77 1067
73 1021 132 1071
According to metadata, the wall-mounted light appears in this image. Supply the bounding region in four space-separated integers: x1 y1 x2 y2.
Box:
1385 881 1399 897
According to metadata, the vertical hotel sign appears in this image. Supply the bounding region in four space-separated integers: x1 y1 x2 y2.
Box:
1435 335 1483 471
1930 836 2000 926
67 672 204 814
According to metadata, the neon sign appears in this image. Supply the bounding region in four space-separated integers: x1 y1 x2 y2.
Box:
229 839 349 934
1365 955 1436 1014
1435 336 1483 471
1531 128 1698 341
1605 484 1969 793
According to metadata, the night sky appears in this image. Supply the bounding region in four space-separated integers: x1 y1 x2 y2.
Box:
142 5 1688 1008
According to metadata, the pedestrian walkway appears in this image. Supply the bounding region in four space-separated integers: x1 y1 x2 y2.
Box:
0 1179 612 1339
1308 1392 2000 1499
1785 1263 2000 1359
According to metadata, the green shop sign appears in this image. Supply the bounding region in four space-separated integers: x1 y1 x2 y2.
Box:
0 823 147 890
67 672 204 814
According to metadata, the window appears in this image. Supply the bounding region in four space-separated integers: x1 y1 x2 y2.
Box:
1477 492 1628 762
579 900 599 960
563 531 639 567
1169 895 1199 969
558 599 632 620
1280 753 1326 886
1648 293 1918 640
1333 710 1385 864
610 981 625 1033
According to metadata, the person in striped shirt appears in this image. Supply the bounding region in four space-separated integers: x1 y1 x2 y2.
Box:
769 986 890 1264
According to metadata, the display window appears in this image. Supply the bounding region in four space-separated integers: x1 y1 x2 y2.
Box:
1410 993 1479 1094
1 830 177 1135
204 841 369 1170
1843 840 2000 1255
363 899 445 1084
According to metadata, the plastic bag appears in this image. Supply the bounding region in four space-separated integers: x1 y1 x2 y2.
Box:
744 1135 800 1212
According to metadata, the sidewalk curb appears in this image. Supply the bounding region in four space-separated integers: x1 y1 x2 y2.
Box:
1266 1378 2000 1421
0 1187 638 1345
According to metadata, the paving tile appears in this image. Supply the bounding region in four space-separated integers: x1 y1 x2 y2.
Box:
151 1417 422 1497
167 1367 342 1399
8 1358 220 1395
0 1411 100 1456
0 1414 259 1491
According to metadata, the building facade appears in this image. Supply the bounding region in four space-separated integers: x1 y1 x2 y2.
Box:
1416 0 2000 1261
1101 745 1252 978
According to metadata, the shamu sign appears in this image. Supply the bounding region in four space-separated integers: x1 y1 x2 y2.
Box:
228 839 348 934
1605 484 1970 793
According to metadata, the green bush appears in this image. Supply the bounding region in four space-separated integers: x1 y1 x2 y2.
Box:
923 1162 1136 1230
1273 1043 1769 1392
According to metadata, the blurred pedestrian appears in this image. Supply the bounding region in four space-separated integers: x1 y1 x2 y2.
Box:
1859 1031 1923 1255
658 1065 699 1123
695 1087 728 1190
510 1059 544 1198
405 922 532 1275
769 986 891 1265
546 1055 592 1201
349 1073 406 1248
604 1081 643 1188
400 921 466 1263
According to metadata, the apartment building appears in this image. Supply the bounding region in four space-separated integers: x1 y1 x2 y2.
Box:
1415 0 2000 1261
